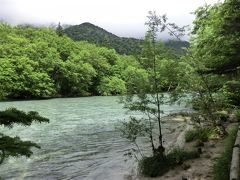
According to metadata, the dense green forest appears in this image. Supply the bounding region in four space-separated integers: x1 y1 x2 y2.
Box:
0 24 128 99
0 23 181 100
0 0 239 102
64 22 189 55
190 0 240 105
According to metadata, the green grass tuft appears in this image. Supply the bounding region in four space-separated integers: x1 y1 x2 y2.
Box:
185 128 211 142
213 126 238 180
185 127 223 142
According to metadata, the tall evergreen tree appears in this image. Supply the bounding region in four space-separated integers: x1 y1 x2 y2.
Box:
56 22 64 37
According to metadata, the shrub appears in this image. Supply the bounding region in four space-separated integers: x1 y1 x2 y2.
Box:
223 80 240 106
208 126 224 139
167 148 200 165
139 155 169 177
185 127 223 142
139 148 199 177
185 128 211 142
213 126 238 180
214 111 229 122
235 109 240 122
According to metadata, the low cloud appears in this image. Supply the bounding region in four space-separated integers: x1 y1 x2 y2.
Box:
0 0 220 39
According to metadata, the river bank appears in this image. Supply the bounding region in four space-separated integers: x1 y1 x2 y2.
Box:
136 115 238 180
125 114 193 180
138 139 224 180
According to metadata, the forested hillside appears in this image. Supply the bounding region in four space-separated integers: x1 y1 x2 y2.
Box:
0 0 238 103
0 23 181 100
0 24 134 99
64 22 189 55
165 40 189 52
64 22 142 55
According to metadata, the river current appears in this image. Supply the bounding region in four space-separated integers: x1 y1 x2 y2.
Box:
0 96 189 180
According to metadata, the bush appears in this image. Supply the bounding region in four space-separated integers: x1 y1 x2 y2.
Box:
139 155 169 177
215 111 229 122
167 148 200 165
235 109 240 122
139 148 199 177
185 128 211 142
185 127 223 142
208 126 225 139
213 126 238 180
223 80 240 106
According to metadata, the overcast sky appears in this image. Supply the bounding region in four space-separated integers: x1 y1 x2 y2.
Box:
0 0 221 39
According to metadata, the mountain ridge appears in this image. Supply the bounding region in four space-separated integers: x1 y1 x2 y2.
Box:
64 22 189 55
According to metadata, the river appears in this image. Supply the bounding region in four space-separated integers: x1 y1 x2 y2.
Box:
0 96 190 180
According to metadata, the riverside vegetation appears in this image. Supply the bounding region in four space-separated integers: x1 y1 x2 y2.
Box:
119 0 240 178
0 0 240 178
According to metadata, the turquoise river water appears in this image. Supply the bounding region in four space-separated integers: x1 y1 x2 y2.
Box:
0 96 189 180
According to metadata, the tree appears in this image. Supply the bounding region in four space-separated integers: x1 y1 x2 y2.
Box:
119 11 187 159
58 59 96 96
0 23 143 99
192 0 240 74
97 76 126 96
179 0 240 128
0 108 49 165
56 22 64 37
144 11 165 154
